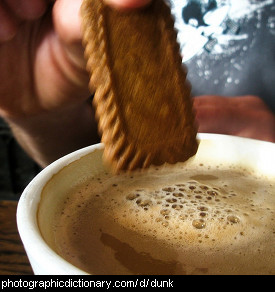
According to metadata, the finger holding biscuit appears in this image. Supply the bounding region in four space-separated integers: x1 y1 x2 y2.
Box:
0 0 150 42
105 0 152 9
52 0 152 89
0 0 154 168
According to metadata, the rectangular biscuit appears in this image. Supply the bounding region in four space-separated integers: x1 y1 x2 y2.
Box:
81 0 198 172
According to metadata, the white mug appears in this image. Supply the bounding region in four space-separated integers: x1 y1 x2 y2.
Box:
17 133 275 275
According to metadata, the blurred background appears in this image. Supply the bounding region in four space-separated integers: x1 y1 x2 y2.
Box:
0 119 41 200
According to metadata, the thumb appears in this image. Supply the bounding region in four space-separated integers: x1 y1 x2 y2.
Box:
52 0 152 70
52 0 86 70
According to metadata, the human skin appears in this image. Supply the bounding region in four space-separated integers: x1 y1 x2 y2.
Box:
0 0 151 166
193 95 275 143
0 0 274 167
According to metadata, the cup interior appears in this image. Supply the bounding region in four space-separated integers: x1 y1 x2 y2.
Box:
17 134 275 275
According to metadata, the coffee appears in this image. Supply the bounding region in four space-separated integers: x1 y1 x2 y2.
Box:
49 161 275 275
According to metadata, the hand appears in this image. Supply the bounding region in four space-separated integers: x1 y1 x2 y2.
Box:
193 95 275 143
0 0 151 166
0 0 89 118
0 0 152 118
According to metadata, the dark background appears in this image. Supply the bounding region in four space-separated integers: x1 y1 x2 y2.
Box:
0 119 40 200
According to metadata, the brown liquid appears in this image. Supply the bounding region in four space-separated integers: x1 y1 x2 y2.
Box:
51 162 275 275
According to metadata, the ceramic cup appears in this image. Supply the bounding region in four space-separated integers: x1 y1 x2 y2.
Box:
17 134 275 275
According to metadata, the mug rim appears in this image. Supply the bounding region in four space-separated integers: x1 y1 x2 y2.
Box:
16 133 275 275
16 143 103 275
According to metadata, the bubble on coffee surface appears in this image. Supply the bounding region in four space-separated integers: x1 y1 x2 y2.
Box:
52 161 275 274
121 179 247 243
80 162 274 249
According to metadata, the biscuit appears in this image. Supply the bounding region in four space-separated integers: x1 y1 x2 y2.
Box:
81 0 198 172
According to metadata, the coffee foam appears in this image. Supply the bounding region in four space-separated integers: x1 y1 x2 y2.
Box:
52 162 275 275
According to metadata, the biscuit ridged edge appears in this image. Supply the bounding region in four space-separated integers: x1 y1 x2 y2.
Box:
81 0 198 172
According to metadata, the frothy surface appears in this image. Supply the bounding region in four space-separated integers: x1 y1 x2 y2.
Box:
52 162 275 275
